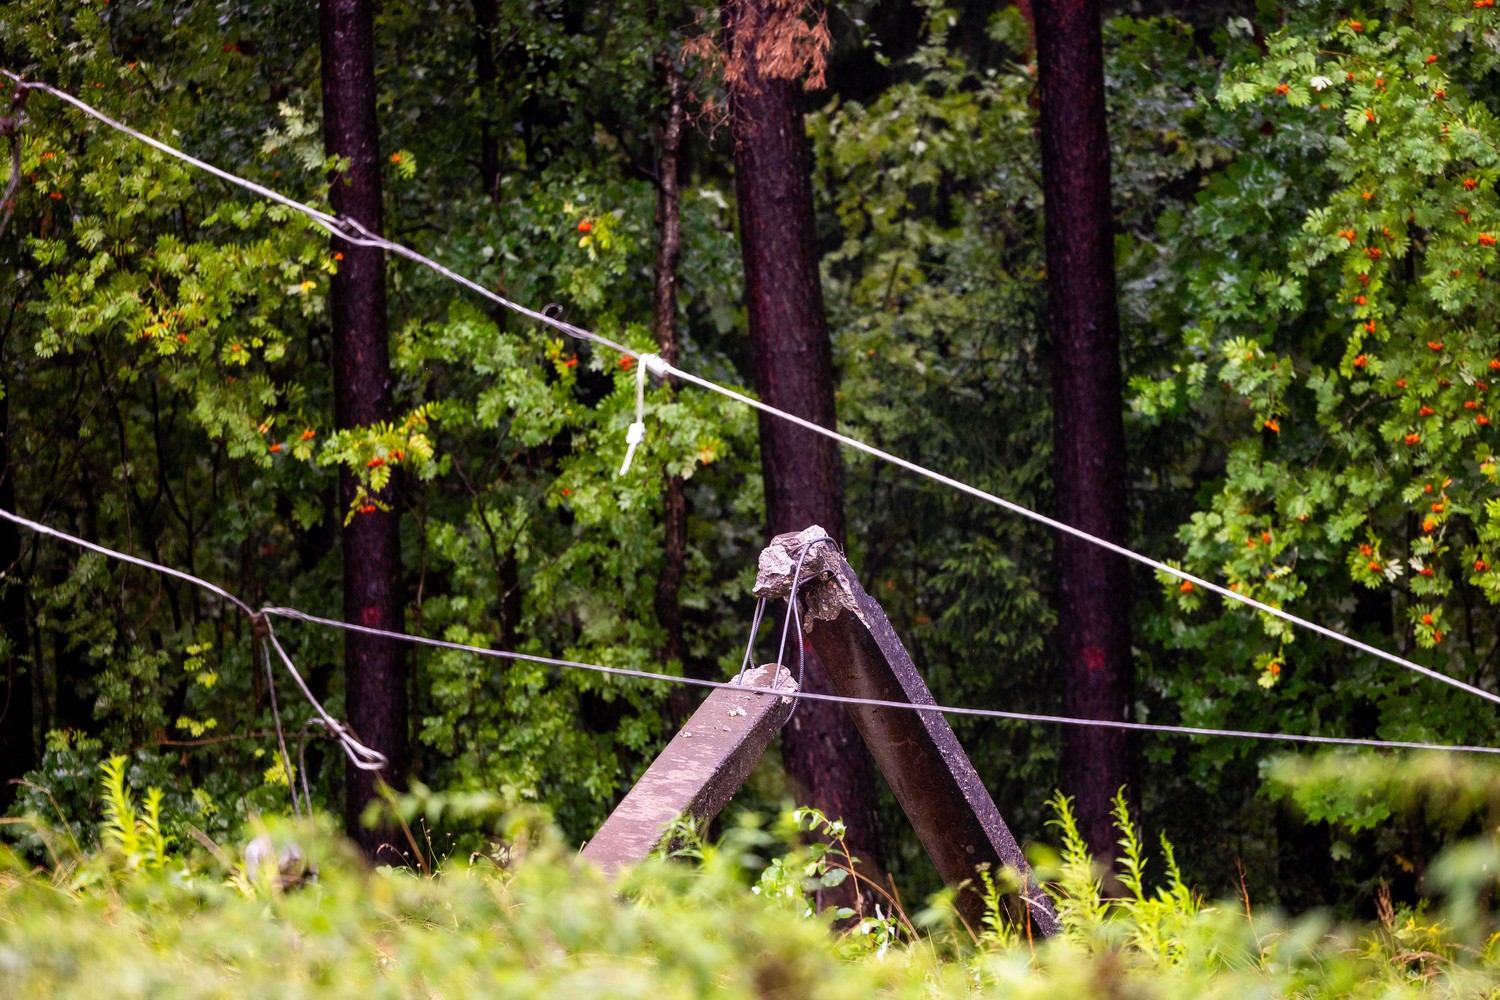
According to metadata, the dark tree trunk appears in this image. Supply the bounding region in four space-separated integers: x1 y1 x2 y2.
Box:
470 0 501 201
651 49 694 722
0 389 32 812
320 0 408 853
723 0 884 876
1034 0 1134 858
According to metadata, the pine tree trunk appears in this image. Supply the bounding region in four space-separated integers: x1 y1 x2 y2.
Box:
1034 0 1135 858
0 389 32 813
320 0 408 853
723 0 884 877
651 49 693 722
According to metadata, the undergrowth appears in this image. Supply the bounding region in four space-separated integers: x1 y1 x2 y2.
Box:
3 765 1500 997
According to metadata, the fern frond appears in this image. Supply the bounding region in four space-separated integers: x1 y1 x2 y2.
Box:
99 755 141 863
141 787 170 870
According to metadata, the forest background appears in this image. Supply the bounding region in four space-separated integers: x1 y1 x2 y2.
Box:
4 0 1500 930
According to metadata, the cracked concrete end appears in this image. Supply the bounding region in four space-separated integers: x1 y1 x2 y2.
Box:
752 526 864 629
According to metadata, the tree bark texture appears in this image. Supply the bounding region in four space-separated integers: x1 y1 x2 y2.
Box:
320 0 408 853
651 50 693 721
470 0 501 201
1034 0 1135 858
723 0 884 875
0 390 32 813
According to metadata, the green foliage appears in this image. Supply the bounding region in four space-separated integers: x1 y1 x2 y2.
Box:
8 793 1500 998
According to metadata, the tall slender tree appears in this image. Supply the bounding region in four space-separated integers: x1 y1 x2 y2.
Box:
0 388 32 814
1034 0 1134 857
320 0 408 853
721 0 884 877
651 44 693 722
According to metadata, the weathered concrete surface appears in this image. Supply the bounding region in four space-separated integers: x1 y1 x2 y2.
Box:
581 665 796 875
754 525 1060 938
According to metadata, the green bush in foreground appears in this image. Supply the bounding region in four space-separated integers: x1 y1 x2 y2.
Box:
5 767 1500 999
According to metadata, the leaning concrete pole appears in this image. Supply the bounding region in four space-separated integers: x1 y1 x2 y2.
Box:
582 665 797 874
755 527 1060 938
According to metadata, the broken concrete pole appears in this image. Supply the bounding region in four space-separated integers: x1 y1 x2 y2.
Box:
581 665 797 875
755 525 1060 938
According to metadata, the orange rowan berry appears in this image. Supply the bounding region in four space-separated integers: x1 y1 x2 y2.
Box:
1424 483 1434 493
1396 379 1408 388
1480 414 1491 425
1435 630 1444 643
1362 191 1374 201
1480 233 1497 246
1369 561 1382 572
1365 109 1376 122
1423 613 1434 624
269 443 282 453
1432 502 1445 513
1426 54 1439 64
389 152 402 164
367 457 384 468
1349 19 1363 30
300 428 315 441
360 504 376 514
577 219 593 233
1366 246 1382 259
1264 418 1281 432
1353 354 1368 368
1339 229 1357 241
1275 83 1289 95
1435 89 1447 99
1465 178 1479 190
1406 433 1422 445
1428 341 1445 351
1420 406 1436 416
1354 294 1367 305
619 357 635 371
1423 518 1437 531
1420 567 1434 577
1179 580 1194 593
1268 661 1282 675
1479 559 1490 572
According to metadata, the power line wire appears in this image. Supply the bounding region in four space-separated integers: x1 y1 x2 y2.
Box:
6 71 1500 713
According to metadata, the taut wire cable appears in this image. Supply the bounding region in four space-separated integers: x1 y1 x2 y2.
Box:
0 506 386 773
5 71 1500 712
0 502 1493 757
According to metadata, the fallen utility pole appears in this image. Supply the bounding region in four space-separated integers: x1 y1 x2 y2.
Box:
754 526 1060 938
581 664 797 875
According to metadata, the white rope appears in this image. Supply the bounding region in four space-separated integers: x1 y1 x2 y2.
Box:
7 71 1498 712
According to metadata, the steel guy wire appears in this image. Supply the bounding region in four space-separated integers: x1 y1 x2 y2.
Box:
0 506 385 773
263 604 1500 756
260 635 302 819
0 500 1494 757
772 535 838 722
0 72 632 359
7 71 1500 713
